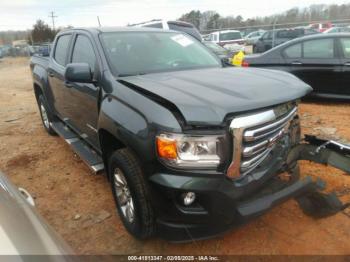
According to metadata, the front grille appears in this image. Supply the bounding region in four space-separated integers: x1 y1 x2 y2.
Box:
226 103 297 179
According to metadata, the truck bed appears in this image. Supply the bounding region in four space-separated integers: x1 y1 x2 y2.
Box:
30 55 49 69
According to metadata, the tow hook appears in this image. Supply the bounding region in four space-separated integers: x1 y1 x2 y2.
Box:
286 135 350 218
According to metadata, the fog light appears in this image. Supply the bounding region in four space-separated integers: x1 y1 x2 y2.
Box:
183 192 196 206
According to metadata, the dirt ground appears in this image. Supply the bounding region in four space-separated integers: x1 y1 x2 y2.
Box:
0 57 349 255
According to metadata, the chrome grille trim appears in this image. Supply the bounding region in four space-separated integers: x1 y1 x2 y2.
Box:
244 107 298 142
226 103 297 179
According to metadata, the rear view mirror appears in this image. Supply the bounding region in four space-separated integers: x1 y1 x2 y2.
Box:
65 63 92 83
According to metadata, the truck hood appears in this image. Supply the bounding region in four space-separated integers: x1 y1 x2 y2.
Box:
119 67 312 125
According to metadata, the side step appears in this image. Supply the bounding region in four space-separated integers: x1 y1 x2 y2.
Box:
50 121 105 173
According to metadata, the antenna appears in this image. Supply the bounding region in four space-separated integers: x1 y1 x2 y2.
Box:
49 11 58 30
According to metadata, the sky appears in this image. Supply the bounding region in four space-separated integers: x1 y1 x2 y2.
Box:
0 0 348 31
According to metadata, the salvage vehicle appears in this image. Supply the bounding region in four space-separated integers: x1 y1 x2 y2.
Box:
254 28 318 53
245 30 265 46
130 19 202 41
0 171 73 256
208 30 245 47
30 27 350 241
323 26 350 34
308 22 333 33
243 33 350 99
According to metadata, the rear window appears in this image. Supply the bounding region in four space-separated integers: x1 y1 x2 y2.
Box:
340 38 350 58
219 32 242 41
277 29 302 39
303 39 334 58
54 34 71 66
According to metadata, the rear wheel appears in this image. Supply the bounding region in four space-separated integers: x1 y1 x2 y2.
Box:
38 95 56 136
109 148 155 239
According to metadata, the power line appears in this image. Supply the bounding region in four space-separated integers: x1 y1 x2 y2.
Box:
48 11 58 30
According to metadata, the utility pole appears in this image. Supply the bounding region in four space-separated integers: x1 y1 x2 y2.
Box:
49 11 58 30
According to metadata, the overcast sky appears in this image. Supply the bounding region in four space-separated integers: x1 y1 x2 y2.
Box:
0 0 348 30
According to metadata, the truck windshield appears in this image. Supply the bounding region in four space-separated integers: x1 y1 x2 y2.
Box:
100 32 221 76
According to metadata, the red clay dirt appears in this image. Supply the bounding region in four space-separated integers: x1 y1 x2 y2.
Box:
0 57 349 255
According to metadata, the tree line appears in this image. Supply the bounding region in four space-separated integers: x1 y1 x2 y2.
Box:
1 3 350 45
178 3 350 32
0 20 63 45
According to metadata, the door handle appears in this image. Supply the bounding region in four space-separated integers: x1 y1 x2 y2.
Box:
64 81 73 88
291 61 302 65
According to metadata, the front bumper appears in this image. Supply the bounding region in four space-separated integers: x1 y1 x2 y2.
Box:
154 176 323 242
149 136 350 242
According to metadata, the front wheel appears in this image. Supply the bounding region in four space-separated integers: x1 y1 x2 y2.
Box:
109 148 155 239
38 95 56 136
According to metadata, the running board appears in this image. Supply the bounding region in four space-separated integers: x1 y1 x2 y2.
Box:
50 121 105 173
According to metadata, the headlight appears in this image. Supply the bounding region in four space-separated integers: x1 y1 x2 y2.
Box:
156 133 223 169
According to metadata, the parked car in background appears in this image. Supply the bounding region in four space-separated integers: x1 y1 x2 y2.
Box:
0 172 73 256
208 30 245 47
0 49 3 59
245 30 265 45
323 26 350 34
253 28 318 53
203 41 234 64
130 19 202 41
254 28 319 53
308 22 333 32
243 33 350 99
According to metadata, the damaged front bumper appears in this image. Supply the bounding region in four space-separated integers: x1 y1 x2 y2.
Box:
154 136 350 242
287 135 350 174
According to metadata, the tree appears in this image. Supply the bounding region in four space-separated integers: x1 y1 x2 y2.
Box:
179 10 202 29
30 20 57 43
206 13 220 30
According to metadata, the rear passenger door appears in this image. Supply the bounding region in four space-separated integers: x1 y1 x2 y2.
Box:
64 33 100 148
284 38 341 95
48 34 72 118
337 37 350 96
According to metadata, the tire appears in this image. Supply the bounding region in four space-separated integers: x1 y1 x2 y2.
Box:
38 94 56 136
109 148 155 239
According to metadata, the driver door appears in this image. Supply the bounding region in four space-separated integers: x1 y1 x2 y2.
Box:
64 33 100 149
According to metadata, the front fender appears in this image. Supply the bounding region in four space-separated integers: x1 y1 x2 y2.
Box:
97 91 182 164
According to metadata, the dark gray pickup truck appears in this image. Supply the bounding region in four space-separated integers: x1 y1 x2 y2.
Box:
30 27 350 242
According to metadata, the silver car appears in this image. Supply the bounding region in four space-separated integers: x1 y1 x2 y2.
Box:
0 172 74 257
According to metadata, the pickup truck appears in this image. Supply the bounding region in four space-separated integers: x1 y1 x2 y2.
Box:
30 27 350 242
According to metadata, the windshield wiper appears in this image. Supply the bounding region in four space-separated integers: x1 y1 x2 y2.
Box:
119 72 147 77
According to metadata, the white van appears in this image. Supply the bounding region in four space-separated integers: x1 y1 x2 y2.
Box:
130 19 202 41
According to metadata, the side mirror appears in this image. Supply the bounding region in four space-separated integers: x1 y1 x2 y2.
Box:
65 63 92 83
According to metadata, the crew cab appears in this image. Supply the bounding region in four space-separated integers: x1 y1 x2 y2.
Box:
30 27 350 241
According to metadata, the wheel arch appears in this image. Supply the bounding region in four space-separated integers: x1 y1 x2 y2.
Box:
98 128 127 180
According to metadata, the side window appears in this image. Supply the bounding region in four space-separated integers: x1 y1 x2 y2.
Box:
262 32 271 40
277 30 288 38
284 43 302 58
54 34 71 66
303 39 334 58
72 35 96 71
340 38 350 59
